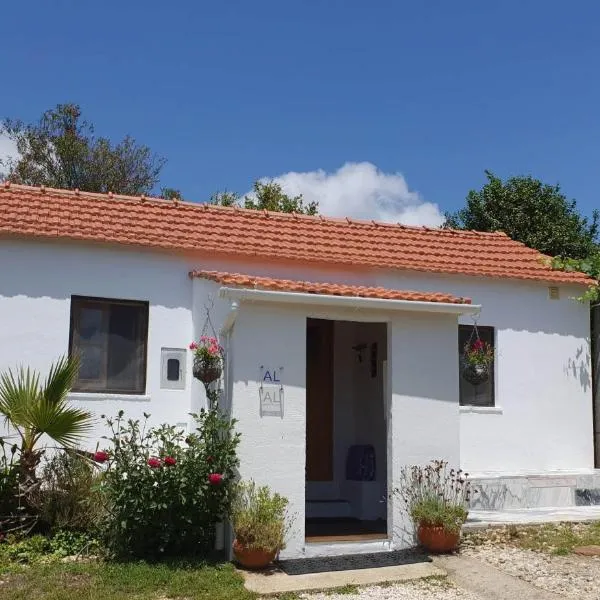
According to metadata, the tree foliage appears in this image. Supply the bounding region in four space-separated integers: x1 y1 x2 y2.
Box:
446 170 599 260
0 104 165 195
211 180 318 215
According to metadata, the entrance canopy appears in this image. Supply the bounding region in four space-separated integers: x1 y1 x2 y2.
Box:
190 270 480 316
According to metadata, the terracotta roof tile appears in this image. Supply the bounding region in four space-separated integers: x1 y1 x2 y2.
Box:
0 183 593 285
191 270 472 304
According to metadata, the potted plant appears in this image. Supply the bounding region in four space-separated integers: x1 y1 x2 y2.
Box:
395 460 471 553
461 338 494 385
190 336 223 384
231 480 290 569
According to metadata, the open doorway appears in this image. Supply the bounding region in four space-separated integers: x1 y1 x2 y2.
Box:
305 318 388 542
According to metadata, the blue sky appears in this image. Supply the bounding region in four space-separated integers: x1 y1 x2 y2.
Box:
1 1 598 225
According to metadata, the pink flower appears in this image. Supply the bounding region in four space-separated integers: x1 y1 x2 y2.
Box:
147 457 161 468
163 456 176 466
189 342 198 350
209 473 223 485
93 450 109 463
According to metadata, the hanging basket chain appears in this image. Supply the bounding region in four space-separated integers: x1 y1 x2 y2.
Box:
461 315 491 386
193 295 225 408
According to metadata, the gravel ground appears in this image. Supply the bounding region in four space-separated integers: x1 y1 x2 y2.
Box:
299 578 483 600
462 542 600 599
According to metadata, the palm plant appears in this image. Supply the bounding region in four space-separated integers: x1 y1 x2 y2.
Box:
0 355 94 487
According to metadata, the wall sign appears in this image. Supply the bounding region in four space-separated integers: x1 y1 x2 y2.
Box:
260 365 284 418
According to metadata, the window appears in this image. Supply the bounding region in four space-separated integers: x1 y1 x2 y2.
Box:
69 296 149 394
458 325 495 407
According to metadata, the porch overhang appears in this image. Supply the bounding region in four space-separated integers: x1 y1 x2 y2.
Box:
219 286 480 316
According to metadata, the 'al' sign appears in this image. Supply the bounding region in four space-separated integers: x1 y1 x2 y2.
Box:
262 369 281 383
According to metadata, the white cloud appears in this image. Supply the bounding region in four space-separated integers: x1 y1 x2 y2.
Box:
0 131 18 171
257 162 444 226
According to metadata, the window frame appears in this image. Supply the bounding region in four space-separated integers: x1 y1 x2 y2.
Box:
68 295 149 395
458 324 496 407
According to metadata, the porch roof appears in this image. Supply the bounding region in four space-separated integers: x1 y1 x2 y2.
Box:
191 270 479 315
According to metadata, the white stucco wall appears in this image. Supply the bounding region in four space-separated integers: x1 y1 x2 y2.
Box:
0 239 195 443
0 237 594 558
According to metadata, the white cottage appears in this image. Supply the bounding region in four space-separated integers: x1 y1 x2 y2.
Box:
0 183 597 558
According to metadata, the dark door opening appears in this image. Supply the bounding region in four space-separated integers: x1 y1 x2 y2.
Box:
305 318 388 542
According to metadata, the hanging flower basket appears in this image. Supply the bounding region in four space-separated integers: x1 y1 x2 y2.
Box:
461 361 490 385
190 337 224 384
193 359 222 384
461 333 494 386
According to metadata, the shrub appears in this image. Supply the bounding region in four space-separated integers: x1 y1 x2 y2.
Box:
395 460 472 534
99 409 239 558
30 450 104 533
232 481 290 553
0 438 20 519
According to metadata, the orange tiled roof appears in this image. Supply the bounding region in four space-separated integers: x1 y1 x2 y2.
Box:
191 270 472 304
0 183 593 285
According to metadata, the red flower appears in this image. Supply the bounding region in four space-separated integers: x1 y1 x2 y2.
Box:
471 340 485 351
209 473 223 485
189 342 198 350
163 456 177 466
147 457 161 468
93 450 109 463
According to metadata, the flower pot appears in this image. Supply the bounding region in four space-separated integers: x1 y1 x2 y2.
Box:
232 539 277 570
417 524 460 553
461 362 489 386
193 359 221 384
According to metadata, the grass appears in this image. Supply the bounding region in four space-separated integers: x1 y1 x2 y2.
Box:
465 521 600 555
0 559 255 600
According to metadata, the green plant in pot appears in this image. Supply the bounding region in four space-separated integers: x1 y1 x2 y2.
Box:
395 460 471 553
231 480 290 569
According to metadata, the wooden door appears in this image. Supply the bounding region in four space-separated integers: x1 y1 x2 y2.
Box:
306 318 334 481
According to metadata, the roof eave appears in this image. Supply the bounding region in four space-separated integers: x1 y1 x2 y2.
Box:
218 286 480 315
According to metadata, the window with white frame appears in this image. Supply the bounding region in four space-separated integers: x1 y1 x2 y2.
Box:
458 324 495 407
69 296 149 394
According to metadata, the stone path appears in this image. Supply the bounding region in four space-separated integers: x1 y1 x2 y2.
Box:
434 554 565 600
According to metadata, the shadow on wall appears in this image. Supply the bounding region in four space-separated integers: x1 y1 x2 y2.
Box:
0 241 192 310
565 344 592 393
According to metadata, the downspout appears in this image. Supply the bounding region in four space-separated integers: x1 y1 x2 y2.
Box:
592 304 600 468
221 301 239 415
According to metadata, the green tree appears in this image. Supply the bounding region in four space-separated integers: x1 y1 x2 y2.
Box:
161 187 183 200
0 356 93 487
446 170 599 259
0 103 165 195
211 180 318 215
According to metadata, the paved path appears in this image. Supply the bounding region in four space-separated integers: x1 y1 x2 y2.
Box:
241 561 445 595
434 555 564 600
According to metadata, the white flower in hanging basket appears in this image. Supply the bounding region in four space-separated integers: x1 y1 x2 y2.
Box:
461 339 494 385
190 336 224 384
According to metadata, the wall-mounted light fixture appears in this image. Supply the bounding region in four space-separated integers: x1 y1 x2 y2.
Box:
352 342 367 363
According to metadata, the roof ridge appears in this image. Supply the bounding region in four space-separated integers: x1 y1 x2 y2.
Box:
0 182 508 238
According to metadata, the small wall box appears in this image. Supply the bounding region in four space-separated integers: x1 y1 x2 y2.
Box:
160 348 186 389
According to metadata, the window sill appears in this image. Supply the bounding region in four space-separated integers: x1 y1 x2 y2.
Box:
459 405 503 415
68 392 151 402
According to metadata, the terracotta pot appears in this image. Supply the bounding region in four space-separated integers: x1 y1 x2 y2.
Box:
232 538 277 570
193 360 221 384
417 524 460 553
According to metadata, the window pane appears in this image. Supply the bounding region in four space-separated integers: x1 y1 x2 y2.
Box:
79 345 103 380
79 307 105 343
167 358 180 381
459 325 495 407
107 304 145 392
